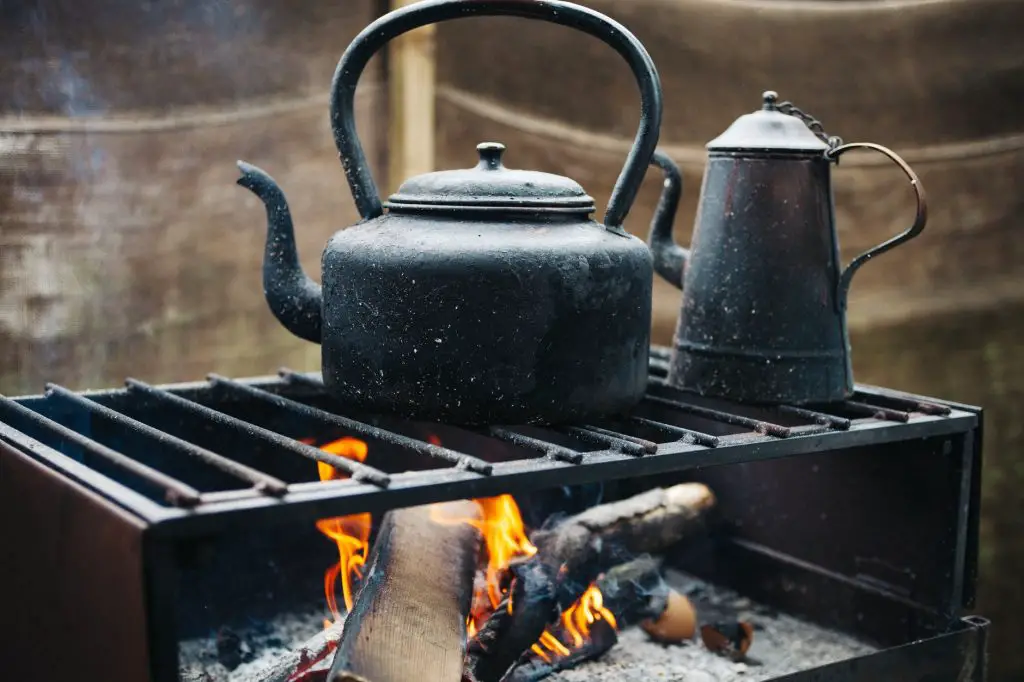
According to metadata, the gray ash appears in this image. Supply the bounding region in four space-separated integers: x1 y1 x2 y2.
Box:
178 571 875 682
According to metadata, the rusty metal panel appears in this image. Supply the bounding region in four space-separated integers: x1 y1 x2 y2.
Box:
0 440 151 682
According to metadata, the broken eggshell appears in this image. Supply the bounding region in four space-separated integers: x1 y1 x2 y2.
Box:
700 621 755 659
641 589 697 643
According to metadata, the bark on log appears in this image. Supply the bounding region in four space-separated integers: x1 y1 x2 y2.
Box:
531 482 715 609
328 501 483 682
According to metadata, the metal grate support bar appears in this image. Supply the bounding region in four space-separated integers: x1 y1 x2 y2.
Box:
215 374 493 475
776 404 852 430
844 400 911 423
644 394 793 438
3 392 202 508
582 424 659 452
124 379 392 487
485 427 584 464
629 416 720 448
559 426 652 456
853 389 952 416
45 385 288 496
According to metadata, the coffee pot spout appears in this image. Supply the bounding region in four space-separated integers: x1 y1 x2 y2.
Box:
646 150 688 288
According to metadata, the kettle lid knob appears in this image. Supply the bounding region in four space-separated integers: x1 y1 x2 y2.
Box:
386 141 596 215
476 142 507 170
761 91 779 111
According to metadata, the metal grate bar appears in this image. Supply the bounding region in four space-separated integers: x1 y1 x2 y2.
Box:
44 384 288 497
843 400 911 423
124 379 392 487
583 425 659 452
629 416 720 448
644 394 792 438
2 392 202 507
853 390 952 417
776 404 852 430
558 426 651 456
484 427 584 464
213 374 493 475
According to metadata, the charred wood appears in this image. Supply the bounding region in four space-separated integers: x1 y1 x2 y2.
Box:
464 560 559 682
467 485 713 682
503 620 618 682
328 501 483 682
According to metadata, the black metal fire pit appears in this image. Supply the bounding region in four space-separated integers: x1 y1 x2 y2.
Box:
0 347 986 681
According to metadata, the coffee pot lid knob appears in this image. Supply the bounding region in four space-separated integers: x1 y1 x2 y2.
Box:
706 90 830 153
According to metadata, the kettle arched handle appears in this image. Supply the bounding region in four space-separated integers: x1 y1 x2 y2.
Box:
646 149 688 289
329 0 663 233
829 142 928 311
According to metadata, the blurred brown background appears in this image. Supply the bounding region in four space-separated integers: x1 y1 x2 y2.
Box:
1 0 1021 678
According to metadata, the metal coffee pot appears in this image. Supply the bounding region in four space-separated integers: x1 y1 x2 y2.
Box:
649 91 928 405
235 0 669 425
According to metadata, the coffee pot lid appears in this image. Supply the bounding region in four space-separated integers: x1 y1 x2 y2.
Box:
707 91 831 153
386 142 596 214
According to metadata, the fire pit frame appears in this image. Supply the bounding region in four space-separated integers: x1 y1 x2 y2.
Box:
0 347 986 682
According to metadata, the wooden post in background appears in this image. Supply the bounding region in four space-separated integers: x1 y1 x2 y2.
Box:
387 0 437 193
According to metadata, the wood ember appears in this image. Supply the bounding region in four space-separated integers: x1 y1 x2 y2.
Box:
328 501 483 682
503 620 618 682
530 483 716 610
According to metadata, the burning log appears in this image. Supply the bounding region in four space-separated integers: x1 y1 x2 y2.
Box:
464 560 560 682
328 501 483 682
467 484 714 682
531 482 715 609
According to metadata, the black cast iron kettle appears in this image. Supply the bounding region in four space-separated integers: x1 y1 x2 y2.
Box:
235 0 666 426
648 91 928 405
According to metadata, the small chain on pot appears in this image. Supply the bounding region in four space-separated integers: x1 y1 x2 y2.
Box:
775 99 844 154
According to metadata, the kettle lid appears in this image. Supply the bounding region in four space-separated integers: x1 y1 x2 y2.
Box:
707 91 831 153
386 142 596 215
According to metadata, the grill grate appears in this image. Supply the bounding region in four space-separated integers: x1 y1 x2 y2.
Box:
0 347 968 536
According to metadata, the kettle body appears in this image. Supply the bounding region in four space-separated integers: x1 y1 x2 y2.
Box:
319 209 652 424
649 92 928 405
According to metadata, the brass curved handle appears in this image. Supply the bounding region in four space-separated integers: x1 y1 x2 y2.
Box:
829 142 928 311
329 0 663 233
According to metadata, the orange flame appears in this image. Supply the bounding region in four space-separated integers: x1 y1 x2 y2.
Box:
427 433 619 661
306 431 618 660
308 437 372 623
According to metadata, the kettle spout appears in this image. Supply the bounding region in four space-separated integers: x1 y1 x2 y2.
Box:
236 161 322 344
646 150 688 289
